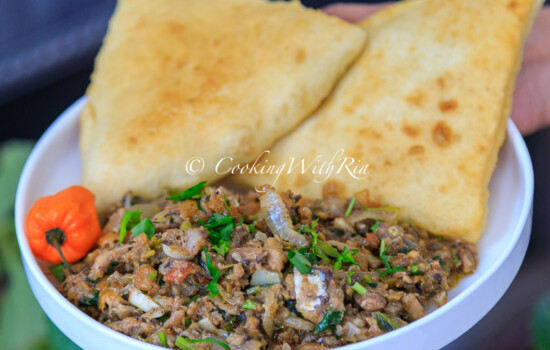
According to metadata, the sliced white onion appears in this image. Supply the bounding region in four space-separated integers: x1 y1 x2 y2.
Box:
198 318 217 332
262 288 276 337
255 231 267 242
260 190 308 248
129 288 163 318
348 207 399 225
250 269 281 286
282 315 315 331
162 244 186 259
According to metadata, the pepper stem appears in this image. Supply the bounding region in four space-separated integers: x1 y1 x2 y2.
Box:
45 228 73 274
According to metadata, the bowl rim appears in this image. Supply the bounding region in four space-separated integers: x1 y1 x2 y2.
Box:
14 97 535 349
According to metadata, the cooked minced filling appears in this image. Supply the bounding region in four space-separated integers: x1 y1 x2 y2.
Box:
58 183 477 349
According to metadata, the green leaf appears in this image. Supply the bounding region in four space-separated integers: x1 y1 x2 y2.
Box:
119 210 142 243
532 294 550 350
347 270 355 285
333 247 359 270
166 181 207 201
242 299 256 310
184 295 200 306
130 218 156 239
158 331 167 347
375 312 399 332
378 240 406 275
48 264 65 282
148 270 157 281
299 220 339 262
223 316 237 330
370 220 381 232
203 213 234 257
175 336 230 350
246 286 261 295
345 197 356 217
315 308 344 333
352 282 367 295
201 247 220 297
363 275 378 288
78 290 99 307
288 250 312 274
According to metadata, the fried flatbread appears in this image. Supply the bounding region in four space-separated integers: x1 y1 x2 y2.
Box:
234 0 542 242
80 0 366 210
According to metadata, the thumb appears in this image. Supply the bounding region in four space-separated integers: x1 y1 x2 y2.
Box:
511 60 550 136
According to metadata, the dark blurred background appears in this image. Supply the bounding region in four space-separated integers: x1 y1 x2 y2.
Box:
0 1 549 349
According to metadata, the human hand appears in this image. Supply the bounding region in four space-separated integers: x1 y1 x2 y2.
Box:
324 3 550 136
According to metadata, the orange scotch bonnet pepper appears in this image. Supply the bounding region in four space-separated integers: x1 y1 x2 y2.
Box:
25 185 101 267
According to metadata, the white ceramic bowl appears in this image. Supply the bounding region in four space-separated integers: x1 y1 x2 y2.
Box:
15 97 534 350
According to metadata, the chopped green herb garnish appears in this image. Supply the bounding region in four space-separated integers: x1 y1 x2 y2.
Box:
105 261 119 274
248 224 256 233
375 312 399 332
185 317 192 326
437 235 443 242
175 336 230 350
331 227 345 237
370 220 381 232
352 282 367 295
363 275 377 287
410 265 420 275
284 299 303 318
452 254 459 264
346 270 355 285
221 195 230 214
158 315 169 323
78 290 99 307
158 331 167 347
242 299 256 310
166 181 208 201
334 247 359 270
299 220 339 262
315 308 345 333
288 250 312 274
379 240 407 275
223 316 236 330
119 210 142 243
201 247 220 297
246 286 261 295
345 197 356 217
203 213 234 256
131 218 156 239
148 270 157 281
49 264 65 282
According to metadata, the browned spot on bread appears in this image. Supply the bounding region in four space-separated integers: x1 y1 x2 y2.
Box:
408 145 424 155
406 91 424 107
432 121 453 147
384 160 392 166
402 124 420 138
127 136 137 144
436 77 446 89
507 1 517 10
439 184 449 194
438 99 458 112
343 105 354 115
295 48 306 64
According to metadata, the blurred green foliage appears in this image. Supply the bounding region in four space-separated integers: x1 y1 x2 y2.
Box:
0 140 79 350
532 293 550 350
